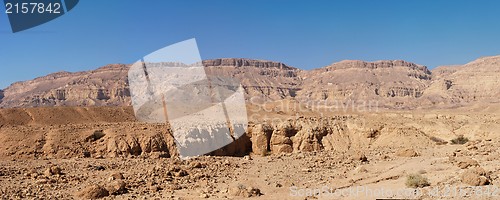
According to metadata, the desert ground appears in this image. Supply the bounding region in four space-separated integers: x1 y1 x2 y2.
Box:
0 103 499 200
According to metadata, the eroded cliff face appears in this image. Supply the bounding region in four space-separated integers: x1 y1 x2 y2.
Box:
1 56 499 109
0 64 130 108
203 58 295 70
424 56 500 104
0 59 302 108
297 60 432 109
204 58 302 101
2 106 498 159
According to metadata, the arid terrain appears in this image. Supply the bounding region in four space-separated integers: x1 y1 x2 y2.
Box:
0 56 499 199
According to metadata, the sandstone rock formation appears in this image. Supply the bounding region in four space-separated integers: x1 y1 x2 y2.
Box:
423 55 500 105
297 60 432 109
204 58 302 101
1 56 499 109
0 59 302 108
461 167 491 186
0 64 130 108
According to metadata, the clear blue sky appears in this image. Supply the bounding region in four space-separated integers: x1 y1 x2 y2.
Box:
1 0 500 89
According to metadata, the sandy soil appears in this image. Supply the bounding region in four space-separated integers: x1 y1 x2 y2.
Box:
0 105 499 199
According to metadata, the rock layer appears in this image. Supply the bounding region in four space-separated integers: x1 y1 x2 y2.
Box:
1 57 499 109
0 64 130 107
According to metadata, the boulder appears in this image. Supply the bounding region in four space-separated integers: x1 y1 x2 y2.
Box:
461 167 490 186
76 184 109 199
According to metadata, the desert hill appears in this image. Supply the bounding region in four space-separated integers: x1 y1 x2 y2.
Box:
423 56 500 105
297 60 432 109
0 64 130 107
1 56 499 110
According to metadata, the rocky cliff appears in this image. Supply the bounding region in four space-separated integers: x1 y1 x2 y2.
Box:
204 58 302 101
297 60 432 109
0 59 302 108
0 64 130 108
424 56 500 105
1 57 499 109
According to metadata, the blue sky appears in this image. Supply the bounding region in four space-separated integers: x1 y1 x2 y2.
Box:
1 0 500 88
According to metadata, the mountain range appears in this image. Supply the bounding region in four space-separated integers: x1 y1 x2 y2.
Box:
1 56 499 109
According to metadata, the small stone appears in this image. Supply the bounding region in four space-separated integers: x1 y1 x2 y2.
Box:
302 168 312 173
106 180 127 195
76 184 109 199
44 166 62 176
247 187 262 197
175 170 188 177
396 148 419 157
190 161 203 169
230 184 262 197
35 179 48 185
353 152 368 162
109 172 124 180
457 158 480 169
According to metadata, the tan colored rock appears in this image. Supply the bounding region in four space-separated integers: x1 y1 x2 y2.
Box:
297 60 431 109
189 161 204 169
272 144 293 154
461 167 490 186
109 172 124 180
250 124 273 155
76 184 109 199
457 158 480 169
425 56 500 104
270 134 291 145
0 64 130 108
230 184 262 197
1 56 499 110
353 152 368 162
354 166 368 173
44 166 62 176
106 180 127 195
396 148 419 157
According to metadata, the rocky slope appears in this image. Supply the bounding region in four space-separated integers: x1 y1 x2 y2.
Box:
1 107 498 199
0 59 302 108
2 105 498 160
1 56 499 109
203 58 302 101
424 56 500 105
297 60 432 109
0 64 130 108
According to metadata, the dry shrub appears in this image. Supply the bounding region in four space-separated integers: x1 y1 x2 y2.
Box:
406 173 430 188
451 135 469 145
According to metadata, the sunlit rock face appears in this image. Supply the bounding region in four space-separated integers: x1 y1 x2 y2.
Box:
1 56 500 109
